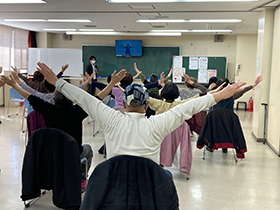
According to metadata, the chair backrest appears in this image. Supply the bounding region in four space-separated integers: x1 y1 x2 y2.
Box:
21 128 81 209
81 155 179 210
9 87 24 99
24 98 34 114
107 98 115 108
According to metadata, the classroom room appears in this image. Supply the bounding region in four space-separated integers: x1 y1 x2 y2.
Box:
1 0 280 209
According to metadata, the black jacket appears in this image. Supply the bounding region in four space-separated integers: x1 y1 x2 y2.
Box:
21 128 81 209
28 95 88 152
80 155 179 210
86 63 98 79
197 108 247 158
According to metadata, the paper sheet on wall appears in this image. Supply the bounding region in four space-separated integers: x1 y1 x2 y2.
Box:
172 67 185 83
198 57 208 70
189 57 198 70
173 56 183 68
208 70 217 80
198 70 208 83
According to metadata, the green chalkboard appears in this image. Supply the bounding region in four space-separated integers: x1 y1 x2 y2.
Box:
182 56 227 83
82 45 180 78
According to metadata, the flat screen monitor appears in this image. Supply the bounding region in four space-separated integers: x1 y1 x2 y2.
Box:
115 40 142 57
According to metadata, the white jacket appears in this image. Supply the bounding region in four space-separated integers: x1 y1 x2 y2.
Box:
56 79 216 164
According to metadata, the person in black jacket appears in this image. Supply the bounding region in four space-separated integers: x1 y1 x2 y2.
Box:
2 69 127 189
85 55 98 96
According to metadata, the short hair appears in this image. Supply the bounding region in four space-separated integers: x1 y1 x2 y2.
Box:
107 74 111 83
33 71 44 82
207 76 218 88
149 74 158 83
216 78 230 89
120 72 133 89
54 92 73 109
160 82 179 101
89 56 96 61
44 80 55 93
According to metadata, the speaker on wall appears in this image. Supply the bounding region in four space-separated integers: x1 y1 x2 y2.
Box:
214 34 223 42
62 33 72 41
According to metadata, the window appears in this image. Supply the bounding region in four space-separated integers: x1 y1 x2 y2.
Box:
0 25 29 75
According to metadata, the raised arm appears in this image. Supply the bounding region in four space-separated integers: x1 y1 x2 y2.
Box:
163 68 173 83
1 75 31 99
151 81 246 139
233 76 262 100
0 67 4 87
37 62 123 127
134 62 148 84
97 69 126 100
183 73 208 93
56 64 69 78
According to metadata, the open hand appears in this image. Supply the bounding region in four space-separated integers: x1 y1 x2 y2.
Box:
61 64 69 73
209 83 217 90
10 70 21 84
183 73 191 84
219 81 246 100
1 75 17 87
253 75 262 87
36 62 58 86
0 66 3 74
111 69 126 85
159 72 165 87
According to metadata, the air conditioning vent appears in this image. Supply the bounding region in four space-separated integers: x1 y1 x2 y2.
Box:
214 34 223 42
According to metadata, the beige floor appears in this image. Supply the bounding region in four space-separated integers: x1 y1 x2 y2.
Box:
0 106 279 210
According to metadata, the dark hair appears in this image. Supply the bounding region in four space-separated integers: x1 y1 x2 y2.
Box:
149 74 158 83
107 74 111 83
120 72 133 89
44 80 55 93
54 92 73 109
89 56 96 61
160 82 179 101
33 71 44 82
216 78 230 89
207 76 218 88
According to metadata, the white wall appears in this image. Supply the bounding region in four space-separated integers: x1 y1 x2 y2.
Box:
51 33 237 80
235 34 258 108
252 8 275 141
267 7 280 153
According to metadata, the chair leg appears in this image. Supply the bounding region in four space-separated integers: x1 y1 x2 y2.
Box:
21 108 26 133
7 99 10 117
203 147 206 160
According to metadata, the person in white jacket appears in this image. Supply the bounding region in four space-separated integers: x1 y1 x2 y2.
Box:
35 62 246 164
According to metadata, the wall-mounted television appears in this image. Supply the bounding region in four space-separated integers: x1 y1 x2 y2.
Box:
115 40 142 57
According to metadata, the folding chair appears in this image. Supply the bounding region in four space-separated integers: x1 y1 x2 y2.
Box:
7 87 24 117
22 98 34 133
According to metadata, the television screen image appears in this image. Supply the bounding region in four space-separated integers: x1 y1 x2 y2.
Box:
115 40 142 57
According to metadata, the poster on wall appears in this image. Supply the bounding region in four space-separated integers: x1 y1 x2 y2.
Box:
198 69 208 83
208 70 217 80
198 57 208 70
173 67 185 83
189 57 198 70
173 56 183 68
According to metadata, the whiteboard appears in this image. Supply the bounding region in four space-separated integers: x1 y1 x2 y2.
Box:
28 48 83 77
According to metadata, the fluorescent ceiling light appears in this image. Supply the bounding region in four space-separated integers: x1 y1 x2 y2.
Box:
66 31 181 36
48 19 92 22
43 29 76 31
0 0 46 3
137 19 241 23
136 19 187 23
189 19 242 23
108 0 256 3
79 29 115 31
151 29 232 32
4 19 46 22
